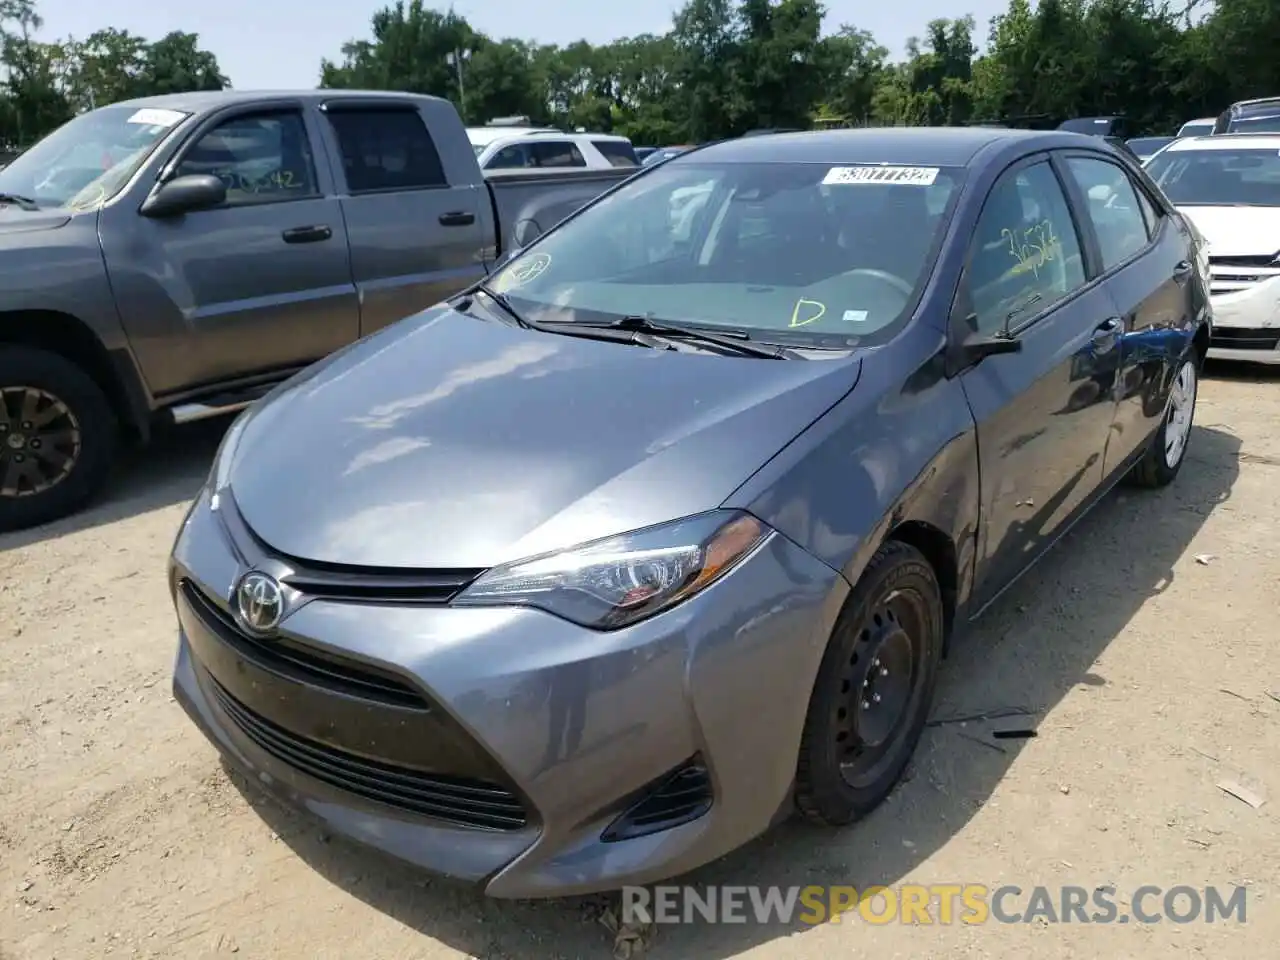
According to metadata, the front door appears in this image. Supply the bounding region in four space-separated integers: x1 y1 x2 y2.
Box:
100 107 359 398
1058 152 1193 476
958 156 1122 608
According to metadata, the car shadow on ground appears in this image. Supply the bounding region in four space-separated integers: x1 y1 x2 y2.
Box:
227 424 1240 959
0 415 234 553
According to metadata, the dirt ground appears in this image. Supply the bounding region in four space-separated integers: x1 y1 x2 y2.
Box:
2 363 1278 960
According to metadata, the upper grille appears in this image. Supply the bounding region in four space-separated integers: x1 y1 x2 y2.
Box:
181 579 426 708
1208 256 1280 296
208 677 529 831
219 491 485 605
602 758 713 842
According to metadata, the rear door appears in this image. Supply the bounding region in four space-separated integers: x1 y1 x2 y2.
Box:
957 155 1123 608
1057 151 1191 475
99 103 359 398
320 99 488 335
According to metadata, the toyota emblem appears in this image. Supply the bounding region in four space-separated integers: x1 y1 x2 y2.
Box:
235 571 284 634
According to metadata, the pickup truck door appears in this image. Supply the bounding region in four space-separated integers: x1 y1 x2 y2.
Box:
316 98 490 336
958 155 1121 609
99 103 359 399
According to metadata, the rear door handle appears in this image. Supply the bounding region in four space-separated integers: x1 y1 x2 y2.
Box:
1173 260 1193 284
282 225 332 244
439 211 476 227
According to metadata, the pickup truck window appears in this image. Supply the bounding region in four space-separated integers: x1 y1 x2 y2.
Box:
487 144 529 169
0 104 188 210
325 108 447 193
175 111 318 206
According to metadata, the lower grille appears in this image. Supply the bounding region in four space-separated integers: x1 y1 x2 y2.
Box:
208 677 529 831
1210 327 1280 351
603 758 713 842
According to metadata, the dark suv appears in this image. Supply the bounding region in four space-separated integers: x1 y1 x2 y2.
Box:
1213 97 1280 134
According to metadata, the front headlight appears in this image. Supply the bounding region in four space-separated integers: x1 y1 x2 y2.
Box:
454 510 772 630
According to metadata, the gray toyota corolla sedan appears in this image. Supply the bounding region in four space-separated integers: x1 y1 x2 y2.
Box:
171 127 1211 898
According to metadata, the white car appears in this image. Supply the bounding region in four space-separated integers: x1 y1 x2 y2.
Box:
1145 134 1280 363
468 130 638 171
1176 117 1215 138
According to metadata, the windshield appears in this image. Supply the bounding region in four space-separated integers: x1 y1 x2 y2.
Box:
1128 138 1171 155
488 160 964 346
472 143 484 156
1178 121 1214 137
0 104 188 210
1229 112 1280 134
1146 147 1280 206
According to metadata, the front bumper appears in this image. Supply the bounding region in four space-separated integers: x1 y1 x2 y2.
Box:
170 488 847 898
1207 272 1280 364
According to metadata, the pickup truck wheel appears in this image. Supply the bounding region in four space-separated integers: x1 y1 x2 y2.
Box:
794 540 944 826
1126 352 1198 489
0 346 117 532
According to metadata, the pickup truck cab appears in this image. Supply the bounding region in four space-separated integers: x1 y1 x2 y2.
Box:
0 90 630 531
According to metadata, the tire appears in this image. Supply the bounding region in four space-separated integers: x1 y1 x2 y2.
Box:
1127 351 1198 489
0 346 118 532
794 539 944 826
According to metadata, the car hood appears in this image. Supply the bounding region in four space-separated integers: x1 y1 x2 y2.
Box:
228 307 862 569
0 205 70 236
1174 205 1280 258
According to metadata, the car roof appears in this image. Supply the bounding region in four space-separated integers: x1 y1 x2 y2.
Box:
681 127 1110 167
479 131 631 152
102 89 450 114
1230 97 1280 111
1165 133 1280 151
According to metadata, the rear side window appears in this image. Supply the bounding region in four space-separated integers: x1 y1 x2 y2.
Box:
592 139 638 167
1063 157 1150 270
529 141 586 168
325 108 446 193
967 161 1087 335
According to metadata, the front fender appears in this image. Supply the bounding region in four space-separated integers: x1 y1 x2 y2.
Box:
723 331 981 613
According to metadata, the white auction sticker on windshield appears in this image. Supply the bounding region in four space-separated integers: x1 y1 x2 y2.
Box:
126 108 186 128
823 165 939 186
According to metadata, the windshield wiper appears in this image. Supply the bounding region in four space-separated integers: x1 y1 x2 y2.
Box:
0 193 39 211
565 314 800 359
475 283 534 329
470 286 654 347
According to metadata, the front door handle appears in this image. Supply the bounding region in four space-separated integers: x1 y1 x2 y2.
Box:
439 211 476 227
1091 316 1123 351
282 225 332 244
1173 259 1194 284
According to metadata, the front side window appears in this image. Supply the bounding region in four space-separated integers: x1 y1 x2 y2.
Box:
1063 156 1151 270
486 144 529 169
0 104 189 211
489 160 964 346
326 108 446 192
966 161 1086 335
175 111 318 205
1145 146 1280 207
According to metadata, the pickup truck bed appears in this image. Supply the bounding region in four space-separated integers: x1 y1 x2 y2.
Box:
0 89 632 530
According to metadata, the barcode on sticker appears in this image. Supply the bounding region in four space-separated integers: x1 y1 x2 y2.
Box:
823 165 939 186
127 108 186 128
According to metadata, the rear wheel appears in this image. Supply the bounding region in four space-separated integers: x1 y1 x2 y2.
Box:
1127 352 1198 489
795 540 944 825
0 346 117 532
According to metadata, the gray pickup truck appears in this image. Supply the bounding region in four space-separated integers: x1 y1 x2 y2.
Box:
0 90 631 531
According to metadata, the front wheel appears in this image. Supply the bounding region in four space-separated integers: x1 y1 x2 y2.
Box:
1127 352 1198 489
794 540 944 826
0 346 118 532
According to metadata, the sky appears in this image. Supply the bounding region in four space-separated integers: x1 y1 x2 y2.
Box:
42 0 1009 90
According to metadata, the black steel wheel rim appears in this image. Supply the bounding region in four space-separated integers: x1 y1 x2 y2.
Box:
833 586 930 789
0 386 82 498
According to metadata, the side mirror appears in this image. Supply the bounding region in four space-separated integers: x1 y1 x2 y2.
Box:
946 322 1023 377
139 174 227 218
